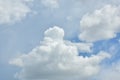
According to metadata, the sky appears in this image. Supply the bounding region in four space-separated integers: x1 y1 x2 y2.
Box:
1 0 120 80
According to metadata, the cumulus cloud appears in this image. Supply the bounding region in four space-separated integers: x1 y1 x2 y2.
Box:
0 0 32 24
10 26 110 80
79 5 120 42
41 0 59 8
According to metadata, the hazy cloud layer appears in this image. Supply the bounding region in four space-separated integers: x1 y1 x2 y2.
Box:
97 61 120 80
0 0 32 24
41 0 59 8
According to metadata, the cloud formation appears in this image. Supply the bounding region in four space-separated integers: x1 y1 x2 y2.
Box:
10 26 110 80
79 5 120 42
0 0 32 24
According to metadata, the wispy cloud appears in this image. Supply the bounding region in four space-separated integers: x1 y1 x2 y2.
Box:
41 0 59 9
96 60 120 80
0 0 32 24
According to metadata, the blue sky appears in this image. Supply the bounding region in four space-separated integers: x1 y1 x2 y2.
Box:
1 0 120 80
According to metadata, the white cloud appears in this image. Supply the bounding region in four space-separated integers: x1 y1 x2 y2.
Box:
44 26 64 40
0 0 32 24
79 5 120 42
65 41 93 53
10 26 110 80
41 0 59 8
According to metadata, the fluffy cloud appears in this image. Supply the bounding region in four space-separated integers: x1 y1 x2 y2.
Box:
0 0 32 24
10 26 110 80
79 5 120 42
41 0 59 8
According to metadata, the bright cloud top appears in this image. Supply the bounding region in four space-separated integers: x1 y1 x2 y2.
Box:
79 5 120 42
0 0 32 24
10 26 110 80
